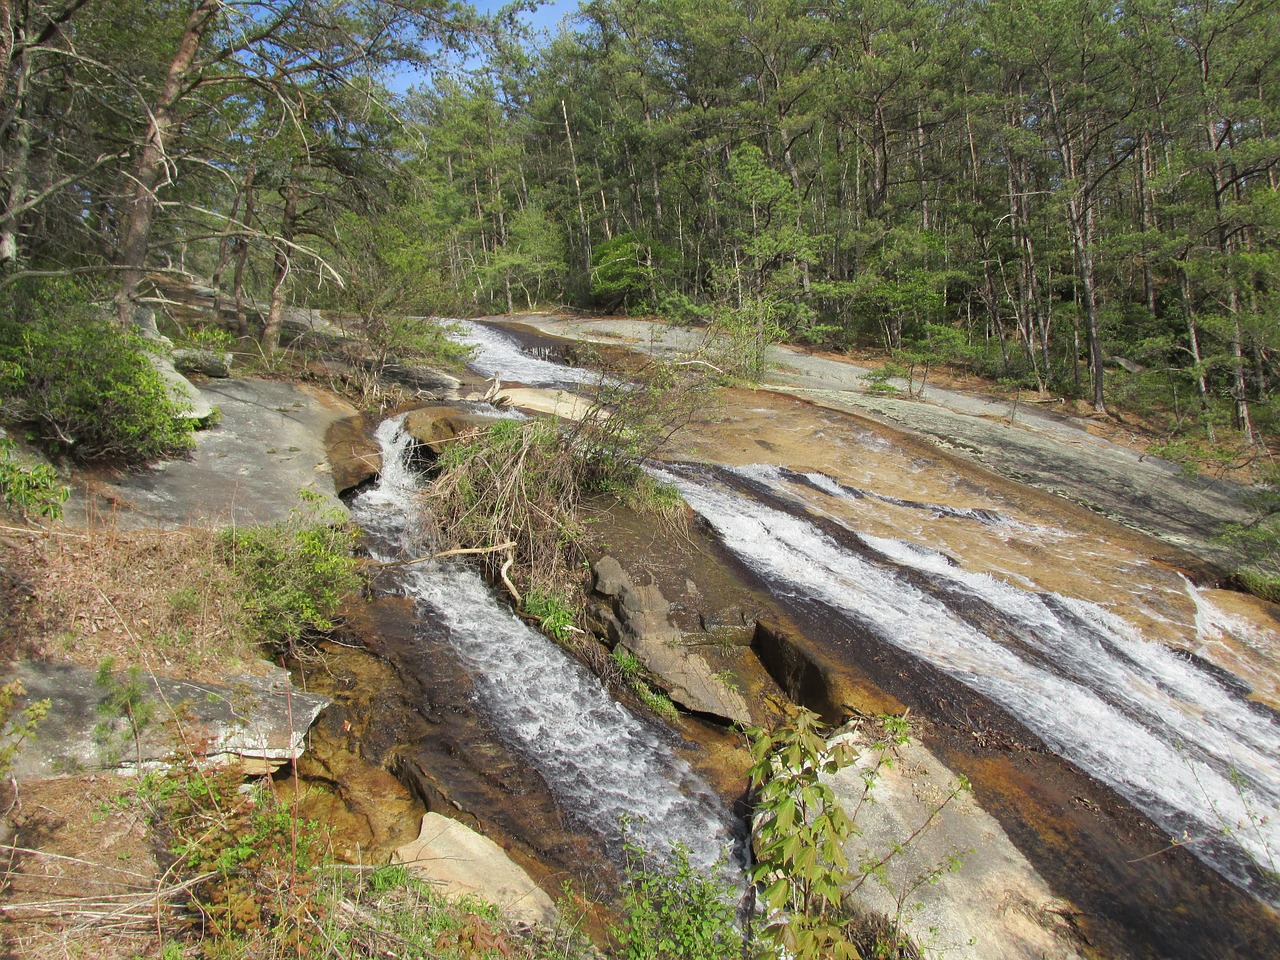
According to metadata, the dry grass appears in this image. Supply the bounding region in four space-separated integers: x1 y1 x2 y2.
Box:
1 523 261 683
0 775 166 960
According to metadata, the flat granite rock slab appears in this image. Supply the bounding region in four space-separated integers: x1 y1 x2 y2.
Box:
66 378 356 530
394 811 558 929
2 660 330 779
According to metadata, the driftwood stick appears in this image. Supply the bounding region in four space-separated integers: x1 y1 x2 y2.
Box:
372 541 516 569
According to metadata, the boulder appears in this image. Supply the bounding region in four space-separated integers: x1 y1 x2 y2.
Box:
325 414 380 495
394 812 558 928
591 556 750 725
148 352 216 422
402 405 497 454
3 661 330 778
379 363 463 398
823 726 1085 960
172 347 233 378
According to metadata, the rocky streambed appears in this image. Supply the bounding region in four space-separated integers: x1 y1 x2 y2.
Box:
11 312 1279 960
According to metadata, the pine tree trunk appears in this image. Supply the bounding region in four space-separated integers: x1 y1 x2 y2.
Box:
115 0 222 330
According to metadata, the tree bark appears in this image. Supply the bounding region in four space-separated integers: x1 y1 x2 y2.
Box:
115 0 222 331
262 169 298 353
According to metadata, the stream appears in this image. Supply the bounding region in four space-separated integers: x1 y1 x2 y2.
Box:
350 414 740 870
452 319 1280 909
661 461 1280 903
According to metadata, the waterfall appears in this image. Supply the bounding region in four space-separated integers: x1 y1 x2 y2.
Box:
454 319 603 389
351 416 740 870
658 462 1280 902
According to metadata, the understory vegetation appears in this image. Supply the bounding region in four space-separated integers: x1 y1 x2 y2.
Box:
424 356 707 603
0 281 195 465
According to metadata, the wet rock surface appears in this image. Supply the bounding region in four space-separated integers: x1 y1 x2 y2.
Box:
305 595 624 908
325 413 380 496
827 725 1086 960
401 404 498 453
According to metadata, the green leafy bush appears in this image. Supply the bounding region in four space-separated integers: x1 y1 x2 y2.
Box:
615 832 743 960
0 280 194 464
1219 464 1280 602
0 680 50 780
0 437 68 519
218 491 362 649
524 588 580 643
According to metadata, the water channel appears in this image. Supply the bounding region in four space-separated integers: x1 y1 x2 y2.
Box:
339 317 1280 955
350 412 740 871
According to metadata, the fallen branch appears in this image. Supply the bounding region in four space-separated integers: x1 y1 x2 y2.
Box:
372 541 517 569
499 553 521 606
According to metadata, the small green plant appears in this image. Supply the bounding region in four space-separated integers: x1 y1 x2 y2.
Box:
0 680 50 779
182 325 238 351
94 658 156 769
609 646 680 719
611 646 642 678
636 682 679 720
748 708 862 960
614 828 744 960
861 363 908 396
1218 462 1280 602
524 588 579 643
218 490 362 649
0 437 68 519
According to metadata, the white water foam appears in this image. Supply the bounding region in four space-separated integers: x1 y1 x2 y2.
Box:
660 464 1280 900
450 319 604 388
354 417 739 869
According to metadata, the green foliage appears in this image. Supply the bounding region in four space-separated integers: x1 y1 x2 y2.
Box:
747 709 862 960
591 232 670 313
609 647 679 719
611 646 642 678
861 364 908 396
431 359 711 595
125 760 590 960
0 680 50 780
705 298 785 383
430 417 585 595
0 437 68 519
615 833 744 960
218 491 362 649
94 658 156 768
1218 464 1280 602
0 280 195 464
899 324 968 398
525 588 579 643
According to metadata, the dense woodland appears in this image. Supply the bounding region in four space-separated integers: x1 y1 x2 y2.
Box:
2 0 1279 446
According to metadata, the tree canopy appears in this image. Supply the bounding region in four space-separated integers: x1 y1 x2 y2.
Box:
2 0 1278 448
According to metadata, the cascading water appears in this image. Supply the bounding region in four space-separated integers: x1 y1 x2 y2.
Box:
454 319 603 389
657 461 1280 903
351 415 740 870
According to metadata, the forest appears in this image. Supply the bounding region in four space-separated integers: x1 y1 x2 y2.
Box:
1 0 1278 446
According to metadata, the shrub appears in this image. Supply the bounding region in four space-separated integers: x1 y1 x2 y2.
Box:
1219 463 1280 602
429 417 585 596
0 437 68 519
0 280 195 464
524 588 580 644
218 491 362 650
614 831 744 960
0 680 50 780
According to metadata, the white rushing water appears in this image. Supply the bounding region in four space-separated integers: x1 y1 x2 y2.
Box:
352 416 739 868
451 319 605 388
658 462 1280 901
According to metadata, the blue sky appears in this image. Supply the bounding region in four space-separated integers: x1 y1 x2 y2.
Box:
387 1 582 94
481 0 581 37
